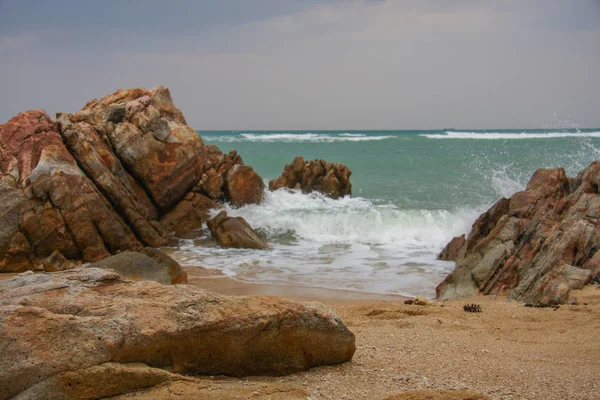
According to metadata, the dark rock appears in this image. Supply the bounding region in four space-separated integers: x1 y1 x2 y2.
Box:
207 211 267 249
269 157 352 199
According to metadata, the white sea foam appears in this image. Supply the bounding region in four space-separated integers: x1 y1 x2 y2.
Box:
421 131 600 140
205 132 394 143
169 189 483 297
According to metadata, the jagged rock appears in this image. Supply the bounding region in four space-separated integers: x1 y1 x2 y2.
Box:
57 114 167 247
87 249 187 285
269 157 352 199
437 164 600 305
207 211 267 249
225 164 265 207
0 111 141 272
60 86 204 211
160 192 217 237
0 86 271 271
0 268 356 399
438 234 465 261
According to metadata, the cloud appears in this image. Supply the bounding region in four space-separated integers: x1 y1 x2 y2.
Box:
0 0 598 129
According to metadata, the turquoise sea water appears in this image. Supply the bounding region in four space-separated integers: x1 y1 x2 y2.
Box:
169 129 600 297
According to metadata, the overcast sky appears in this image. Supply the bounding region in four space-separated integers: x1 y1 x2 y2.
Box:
1 0 599 129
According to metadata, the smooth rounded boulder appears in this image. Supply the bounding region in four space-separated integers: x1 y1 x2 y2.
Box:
0 268 356 399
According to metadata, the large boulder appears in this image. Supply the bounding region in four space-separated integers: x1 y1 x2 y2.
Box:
86 249 187 285
0 268 356 399
0 111 141 272
269 157 352 199
207 211 268 249
437 164 600 305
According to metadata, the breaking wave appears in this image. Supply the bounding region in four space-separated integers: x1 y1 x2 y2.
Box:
204 132 394 143
421 131 600 140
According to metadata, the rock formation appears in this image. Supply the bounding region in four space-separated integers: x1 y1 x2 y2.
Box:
437 164 600 305
0 268 356 399
207 211 268 249
0 86 266 271
269 156 352 199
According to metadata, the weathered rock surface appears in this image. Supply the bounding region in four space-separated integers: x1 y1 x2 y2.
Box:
16 362 309 400
0 268 356 399
86 249 187 285
269 157 352 199
60 86 204 211
225 164 265 207
58 113 167 247
207 211 268 249
0 111 141 272
437 164 600 305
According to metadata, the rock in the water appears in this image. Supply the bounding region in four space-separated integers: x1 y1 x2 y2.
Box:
225 164 265 207
0 268 355 399
87 249 187 285
207 211 267 249
0 110 141 271
269 157 352 199
437 164 600 305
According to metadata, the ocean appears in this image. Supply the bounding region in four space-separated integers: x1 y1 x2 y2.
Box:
168 129 600 297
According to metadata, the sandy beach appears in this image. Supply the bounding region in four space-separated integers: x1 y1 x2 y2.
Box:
181 269 600 400
2 267 599 399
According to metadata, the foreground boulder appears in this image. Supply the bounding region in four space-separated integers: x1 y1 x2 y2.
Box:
437 164 600 305
0 268 356 399
207 211 268 249
86 249 187 284
269 157 352 199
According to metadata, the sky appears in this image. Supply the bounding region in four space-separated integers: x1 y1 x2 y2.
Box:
1 0 599 130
